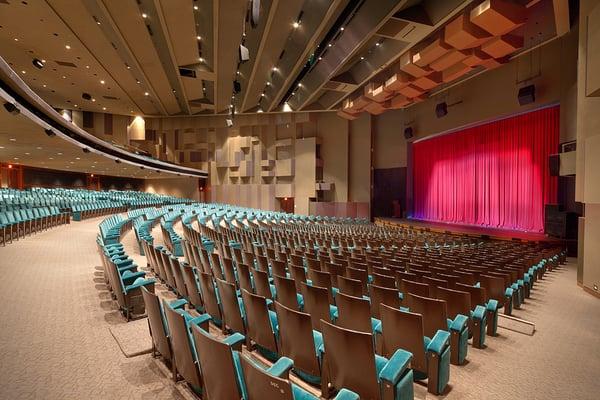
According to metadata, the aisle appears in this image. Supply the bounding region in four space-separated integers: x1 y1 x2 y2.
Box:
0 217 181 400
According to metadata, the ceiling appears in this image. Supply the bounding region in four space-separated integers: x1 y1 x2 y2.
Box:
0 0 571 119
0 102 184 179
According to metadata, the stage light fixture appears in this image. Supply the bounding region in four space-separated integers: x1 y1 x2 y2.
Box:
3 102 20 115
404 127 414 140
32 58 44 69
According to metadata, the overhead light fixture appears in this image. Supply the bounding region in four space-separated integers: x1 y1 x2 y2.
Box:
360 56 365 60
65 44 71 49
196 36 202 40
142 13 148 18
144 92 149 96
257 108 264 113
32 58 44 69
328 43 332 47
198 57 205 63
194 5 199 10
272 67 278 72
21 70 26 74
3 103 20 115
266 82 271 86
293 21 300 29
102 107 107 111
283 102 292 112
340 27 345 31
100 80 105 84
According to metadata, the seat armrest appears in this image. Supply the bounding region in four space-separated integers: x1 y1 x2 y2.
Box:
223 332 246 351
188 314 212 327
333 388 361 400
486 299 498 312
471 305 486 321
378 348 412 385
504 287 514 298
267 357 294 379
426 329 450 355
122 271 146 285
169 298 188 310
448 314 469 332
124 278 155 293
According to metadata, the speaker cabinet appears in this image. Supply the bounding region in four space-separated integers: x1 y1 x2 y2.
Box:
518 84 535 105
549 154 560 176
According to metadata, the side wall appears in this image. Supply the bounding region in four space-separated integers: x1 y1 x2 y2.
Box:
145 178 200 202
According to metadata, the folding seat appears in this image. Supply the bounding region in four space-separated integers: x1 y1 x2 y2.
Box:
290 264 308 293
436 286 486 350
320 320 414 400
221 257 238 286
323 262 345 287
216 278 246 335
170 257 189 299
407 293 468 366
197 271 223 324
163 301 210 394
273 274 303 311
0 213 16 244
335 292 381 336
180 263 204 311
369 284 402 320
290 254 304 268
395 270 419 287
372 272 397 289
337 276 364 298
479 274 513 316
345 266 369 295
159 251 177 289
422 276 449 297
237 262 254 294
455 282 499 336
274 301 324 384
107 258 155 321
307 268 338 305
401 279 430 304
241 289 280 361
379 304 450 395
271 259 288 278
252 268 275 300
141 286 187 370
242 250 256 267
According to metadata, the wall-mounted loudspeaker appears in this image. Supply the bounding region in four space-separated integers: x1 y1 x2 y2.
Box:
239 44 250 62
404 127 414 140
518 84 535 106
435 102 447 118
549 154 560 176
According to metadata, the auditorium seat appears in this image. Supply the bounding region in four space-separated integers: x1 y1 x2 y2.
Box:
407 293 469 365
379 304 451 395
301 282 338 331
241 289 280 361
320 320 414 400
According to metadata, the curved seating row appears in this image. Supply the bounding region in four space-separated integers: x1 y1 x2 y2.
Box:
0 206 69 245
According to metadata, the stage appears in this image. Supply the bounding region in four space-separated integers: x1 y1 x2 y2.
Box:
375 217 563 243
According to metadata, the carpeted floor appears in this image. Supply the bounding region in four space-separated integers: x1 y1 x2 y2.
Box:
0 217 599 399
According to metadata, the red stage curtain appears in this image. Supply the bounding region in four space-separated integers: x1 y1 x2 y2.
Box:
412 106 558 232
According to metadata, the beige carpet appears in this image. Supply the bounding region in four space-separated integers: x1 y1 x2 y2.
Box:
0 217 599 399
109 318 153 358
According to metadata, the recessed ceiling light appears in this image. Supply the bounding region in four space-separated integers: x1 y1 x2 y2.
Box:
14 38 18 41
266 82 271 86
196 36 201 40
14 157 19 160
91 98 96 102
100 80 105 84
70 161 74 164
272 67 278 72
318 57 322 61
76 157 80 160
74 104 78 107
43 84 47 87
62 75 66 79
144 92 149 96
360 56 365 60
142 13 148 18
57 152 63 155
297 83 302 87
49 157 54 160
340 27 345 31
328 43 332 47
41 59 46 63
261 93 265 97
65 44 71 49
194 5 198 10
293 21 299 28
25 152 30 155
198 57 204 63
21 70 26 74
102 107 106 110
375 42 380 47
36 146 42 150
0 146 4 149
136 80 141 84
9 138 16 142
91 165 95 168
85 65 90 69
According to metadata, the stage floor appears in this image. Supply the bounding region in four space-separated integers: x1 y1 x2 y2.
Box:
375 217 561 243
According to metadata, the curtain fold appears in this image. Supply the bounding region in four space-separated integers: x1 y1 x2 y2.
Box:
412 106 558 233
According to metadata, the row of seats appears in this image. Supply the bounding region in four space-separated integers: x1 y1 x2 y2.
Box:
0 206 69 245
97 214 155 321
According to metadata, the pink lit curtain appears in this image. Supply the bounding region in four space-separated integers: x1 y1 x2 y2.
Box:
412 106 559 232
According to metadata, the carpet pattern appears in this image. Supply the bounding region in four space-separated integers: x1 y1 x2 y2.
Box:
0 217 599 399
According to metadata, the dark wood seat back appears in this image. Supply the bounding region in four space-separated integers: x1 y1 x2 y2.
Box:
407 293 448 339
216 278 246 334
380 304 426 372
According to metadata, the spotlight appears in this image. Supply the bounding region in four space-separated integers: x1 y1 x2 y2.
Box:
239 44 250 62
32 58 44 69
44 128 56 137
404 127 414 140
3 103 20 115
518 84 535 106
435 102 448 118
82 148 90 153
226 118 234 128
81 92 92 101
